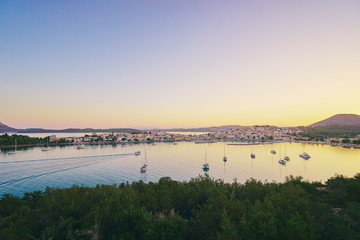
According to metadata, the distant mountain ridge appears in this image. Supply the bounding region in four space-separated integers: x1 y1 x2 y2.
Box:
0 122 17 132
308 114 360 127
0 122 140 133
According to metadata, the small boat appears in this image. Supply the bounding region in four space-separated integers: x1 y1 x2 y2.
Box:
8 139 20 154
76 145 86 150
140 164 148 173
278 159 286 165
284 144 289 161
202 163 210 172
140 149 148 173
203 150 210 172
250 145 255 158
223 143 227 162
173 142 178 145
135 151 141 155
299 152 311 160
271 150 276 154
42 139 51 152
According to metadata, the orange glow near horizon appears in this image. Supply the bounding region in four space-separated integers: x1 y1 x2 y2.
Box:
1 1 360 129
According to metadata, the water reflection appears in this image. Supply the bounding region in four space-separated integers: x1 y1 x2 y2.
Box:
0 142 360 196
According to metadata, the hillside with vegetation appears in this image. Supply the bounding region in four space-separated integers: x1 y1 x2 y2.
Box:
0 134 48 147
1 174 360 239
304 114 360 137
302 125 360 138
309 114 360 127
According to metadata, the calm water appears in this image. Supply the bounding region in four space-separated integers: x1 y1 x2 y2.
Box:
1 142 360 196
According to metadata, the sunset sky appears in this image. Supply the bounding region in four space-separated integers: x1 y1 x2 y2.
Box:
1 0 359 129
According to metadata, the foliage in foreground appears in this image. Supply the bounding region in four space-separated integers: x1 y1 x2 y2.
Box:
1 174 360 240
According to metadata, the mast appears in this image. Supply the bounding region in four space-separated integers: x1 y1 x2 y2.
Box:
205 149 207 164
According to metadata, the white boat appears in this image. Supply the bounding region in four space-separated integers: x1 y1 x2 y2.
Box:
250 145 255 158
284 144 289 161
8 139 20 154
140 164 148 173
173 142 178 145
202 163 210 172
41 138 51 152
135 151 141 155
223 144 227 162
279 159 286 165
76 145 86 150
202 149 210 172
140 149 148 173
271 150 276 154
299 152 311 160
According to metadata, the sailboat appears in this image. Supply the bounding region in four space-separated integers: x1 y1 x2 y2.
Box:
140 149 148 173
8 139 20 154
203 149 210 172
284 144 290 161
278 145 286 165
41 138 51 152
223 143 227 162
250 145 255 158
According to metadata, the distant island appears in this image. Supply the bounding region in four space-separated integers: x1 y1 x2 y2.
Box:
1 113 360 137
0 122 140 134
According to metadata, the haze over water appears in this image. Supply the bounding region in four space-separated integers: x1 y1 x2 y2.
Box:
1 142 360 196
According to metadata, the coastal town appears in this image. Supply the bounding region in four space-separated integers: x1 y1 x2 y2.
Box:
48 125 360 149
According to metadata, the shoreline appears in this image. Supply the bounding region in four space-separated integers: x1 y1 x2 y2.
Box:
1 140 360 150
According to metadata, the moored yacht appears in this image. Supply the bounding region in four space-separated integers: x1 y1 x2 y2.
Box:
278 159 286 165
203 149 210 172
140 164 148 173
76 145 86 150
140 149 148 173
42 139 51 152
202 163 210 172
8 139 20 154
299 152 311 160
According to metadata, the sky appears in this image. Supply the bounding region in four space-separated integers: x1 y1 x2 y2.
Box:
1 0 359 129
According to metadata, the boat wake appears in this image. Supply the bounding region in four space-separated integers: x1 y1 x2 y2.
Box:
0 162 100 187
0 153 133 165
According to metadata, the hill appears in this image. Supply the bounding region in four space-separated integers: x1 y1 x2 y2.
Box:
309 114 360 127
0 122 18 133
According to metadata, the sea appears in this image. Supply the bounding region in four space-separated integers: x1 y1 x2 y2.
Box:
1 138 360 196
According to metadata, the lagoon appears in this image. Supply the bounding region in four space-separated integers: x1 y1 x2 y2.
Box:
1 141 360 196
